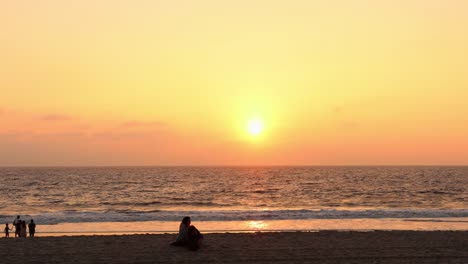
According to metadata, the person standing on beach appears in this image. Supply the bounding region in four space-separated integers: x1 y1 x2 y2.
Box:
4 223 12 238
28 219 36 237
13 216 20 238
19 221 27 238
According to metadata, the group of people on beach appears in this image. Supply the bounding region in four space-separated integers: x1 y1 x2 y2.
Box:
171 216 203 251
4 215 36 238
5 214 200 249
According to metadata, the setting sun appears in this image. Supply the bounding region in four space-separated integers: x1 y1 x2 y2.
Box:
0 1 467 262
247 118 264 136
1 0 468 167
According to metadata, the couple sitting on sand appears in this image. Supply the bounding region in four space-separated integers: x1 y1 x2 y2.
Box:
171 216 203 251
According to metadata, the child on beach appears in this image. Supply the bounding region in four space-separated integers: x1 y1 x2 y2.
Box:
4 223 12 238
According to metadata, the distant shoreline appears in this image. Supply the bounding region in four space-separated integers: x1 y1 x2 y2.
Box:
5 217 467 237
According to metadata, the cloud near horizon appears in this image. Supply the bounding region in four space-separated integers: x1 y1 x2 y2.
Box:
120 121 166 128
1 110 169 140
0 111 187 165
39 114 74 121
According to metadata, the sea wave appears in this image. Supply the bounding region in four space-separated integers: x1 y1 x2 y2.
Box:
2 209 468 225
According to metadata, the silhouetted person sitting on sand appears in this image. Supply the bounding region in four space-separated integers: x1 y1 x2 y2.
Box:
171 216 203 250
28 219 36 237
171 216 191 245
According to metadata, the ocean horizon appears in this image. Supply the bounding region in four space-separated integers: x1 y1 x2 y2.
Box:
1 166 467 235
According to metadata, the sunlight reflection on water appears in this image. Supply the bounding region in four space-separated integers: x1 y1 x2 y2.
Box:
246 221 268 230
32 218 468 237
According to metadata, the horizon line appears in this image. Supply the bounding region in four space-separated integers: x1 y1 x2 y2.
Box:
1 164 467 168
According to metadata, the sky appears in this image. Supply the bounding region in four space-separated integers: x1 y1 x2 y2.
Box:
1 0 468 166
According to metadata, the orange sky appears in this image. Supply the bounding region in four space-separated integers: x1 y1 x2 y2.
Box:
1 0 468 166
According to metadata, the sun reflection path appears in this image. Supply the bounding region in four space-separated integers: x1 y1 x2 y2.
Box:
245 221 269 230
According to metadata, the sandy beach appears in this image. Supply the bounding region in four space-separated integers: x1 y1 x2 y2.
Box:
1 231 467 263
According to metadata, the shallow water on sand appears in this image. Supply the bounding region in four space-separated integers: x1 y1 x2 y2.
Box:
28 218 468 236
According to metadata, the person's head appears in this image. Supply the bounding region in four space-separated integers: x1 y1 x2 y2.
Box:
30 219 34 223
16 215 20 219
5 223 8 226
182 216 191 225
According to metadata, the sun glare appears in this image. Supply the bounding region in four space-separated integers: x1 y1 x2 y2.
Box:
247 118 264 136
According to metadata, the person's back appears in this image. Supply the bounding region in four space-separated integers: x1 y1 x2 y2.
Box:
175 222 190 244
171 216 191 246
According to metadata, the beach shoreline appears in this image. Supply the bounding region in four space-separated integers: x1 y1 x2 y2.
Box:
14 217 468 237
1 231 467 263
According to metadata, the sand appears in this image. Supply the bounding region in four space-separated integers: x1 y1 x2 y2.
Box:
1 231 467 263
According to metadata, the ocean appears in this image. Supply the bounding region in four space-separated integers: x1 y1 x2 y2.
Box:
1 166 467 235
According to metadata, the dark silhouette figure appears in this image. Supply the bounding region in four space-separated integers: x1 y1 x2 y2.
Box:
13 216 20 238
20 221 27 238
171 216 191 246
171 216 203 250
28 219 36 237
4 223 12 238
187 225 203 251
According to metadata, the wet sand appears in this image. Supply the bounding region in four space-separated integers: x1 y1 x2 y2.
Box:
1 231 467 263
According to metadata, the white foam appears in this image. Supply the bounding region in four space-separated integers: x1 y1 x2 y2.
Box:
2 208 468 225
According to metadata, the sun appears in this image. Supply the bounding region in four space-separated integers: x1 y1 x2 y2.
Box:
247 118 264 136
